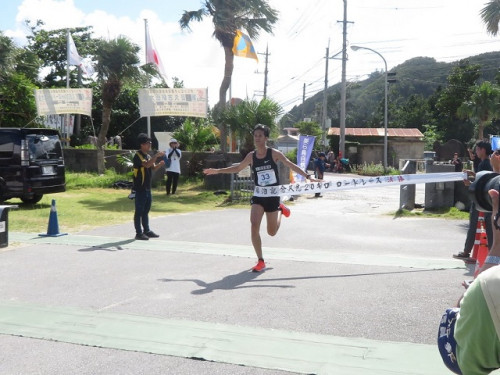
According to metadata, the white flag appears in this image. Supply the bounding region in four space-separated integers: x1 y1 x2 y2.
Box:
68 33 94 77
68 33 82 66
145 24 168 82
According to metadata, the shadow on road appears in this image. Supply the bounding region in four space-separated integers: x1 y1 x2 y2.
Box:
159 268 295 295
77 239 135 252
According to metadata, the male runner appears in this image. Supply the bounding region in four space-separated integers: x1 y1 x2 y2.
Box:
204 124 316 272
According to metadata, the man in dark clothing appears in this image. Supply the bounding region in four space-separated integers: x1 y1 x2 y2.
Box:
450 153 463 172
133 133 165 240
454 141 493 261
313 152 329 197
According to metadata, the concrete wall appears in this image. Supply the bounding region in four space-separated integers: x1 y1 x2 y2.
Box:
355 140 425 167
63 149 242 174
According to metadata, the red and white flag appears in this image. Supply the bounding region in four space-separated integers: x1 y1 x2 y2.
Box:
145 24 167 82
68 33 94 77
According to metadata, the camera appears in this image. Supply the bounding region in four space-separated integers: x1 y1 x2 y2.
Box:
469 171 500 212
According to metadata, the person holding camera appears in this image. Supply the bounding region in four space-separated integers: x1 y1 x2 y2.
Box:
133 133 165 240
439 181 500 374
453 141 493 261
165 138 182 195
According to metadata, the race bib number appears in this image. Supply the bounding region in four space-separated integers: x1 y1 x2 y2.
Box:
257 169 277 186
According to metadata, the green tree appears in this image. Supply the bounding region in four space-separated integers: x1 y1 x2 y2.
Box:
221 98 282 156
295 121 322 138
179 0 278 153
457 81 500 140
25 21 97 87
481 0 500 36
434 60 480 142
94 36 142 173
172 118 218 176
0 32 40 127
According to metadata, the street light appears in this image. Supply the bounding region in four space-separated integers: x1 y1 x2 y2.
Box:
350 45 388 171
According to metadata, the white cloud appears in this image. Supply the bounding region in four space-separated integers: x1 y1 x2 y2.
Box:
5 0 499 112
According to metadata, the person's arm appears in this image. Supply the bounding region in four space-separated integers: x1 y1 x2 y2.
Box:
478 189 500 274
272 149 319 181
142 151 165 168
203 152 253 175
174 149 181 158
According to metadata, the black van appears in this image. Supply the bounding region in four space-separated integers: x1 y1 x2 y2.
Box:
0 128 66 203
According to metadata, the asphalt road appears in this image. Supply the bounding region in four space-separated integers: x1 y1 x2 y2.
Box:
0 176 478 375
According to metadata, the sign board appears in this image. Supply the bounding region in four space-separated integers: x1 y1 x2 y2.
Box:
34 88 92 116
138 88 208 118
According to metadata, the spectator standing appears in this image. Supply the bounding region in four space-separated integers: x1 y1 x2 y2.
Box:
454 141 493 261
450 152 463 172
133 133 164 240
313 152 329 197
165 138 182 195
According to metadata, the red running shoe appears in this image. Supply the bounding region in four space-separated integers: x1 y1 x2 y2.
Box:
279 203 291 217
252 259 266 272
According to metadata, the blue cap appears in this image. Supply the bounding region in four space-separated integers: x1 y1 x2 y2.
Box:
437 308 462 375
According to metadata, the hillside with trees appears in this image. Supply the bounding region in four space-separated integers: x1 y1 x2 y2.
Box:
282 51 500 145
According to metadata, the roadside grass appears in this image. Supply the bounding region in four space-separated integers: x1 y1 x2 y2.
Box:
394 206 468 220
8 172 247 233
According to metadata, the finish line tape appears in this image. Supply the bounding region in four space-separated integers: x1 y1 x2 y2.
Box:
252 172 467 197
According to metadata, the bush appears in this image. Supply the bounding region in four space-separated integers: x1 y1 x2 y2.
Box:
285 148 297 163
356 162 399 176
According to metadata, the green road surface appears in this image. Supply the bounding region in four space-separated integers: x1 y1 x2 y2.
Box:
0 300 445 375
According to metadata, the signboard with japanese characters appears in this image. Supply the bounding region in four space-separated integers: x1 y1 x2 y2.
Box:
138 88 208 118
34 88 92 116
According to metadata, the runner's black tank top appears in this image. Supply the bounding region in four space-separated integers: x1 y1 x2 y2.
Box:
252 148 280 187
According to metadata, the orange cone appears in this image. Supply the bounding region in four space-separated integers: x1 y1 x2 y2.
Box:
474 214 489 277
469 212 485 263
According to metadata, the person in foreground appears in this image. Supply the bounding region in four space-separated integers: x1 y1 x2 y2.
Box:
133 133 165 240
203 124 317 272
439 185 500 374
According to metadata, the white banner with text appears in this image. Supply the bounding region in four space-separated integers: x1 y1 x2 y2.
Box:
34 88 92 116
138 88 208 118
253 172 467 197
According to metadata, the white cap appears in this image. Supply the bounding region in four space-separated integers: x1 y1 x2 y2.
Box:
169 138 178 144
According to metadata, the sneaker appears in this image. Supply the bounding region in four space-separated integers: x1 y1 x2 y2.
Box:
453 252 470 260
252 259 266 272
135 233 149 241
279 203 291 218
145 231 160 238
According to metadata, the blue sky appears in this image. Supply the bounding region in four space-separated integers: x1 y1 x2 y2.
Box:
2 0 499 111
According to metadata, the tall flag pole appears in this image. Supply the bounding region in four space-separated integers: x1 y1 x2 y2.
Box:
144 19 151 138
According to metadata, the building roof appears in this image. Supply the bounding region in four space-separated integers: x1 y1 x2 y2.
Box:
327 128 423 138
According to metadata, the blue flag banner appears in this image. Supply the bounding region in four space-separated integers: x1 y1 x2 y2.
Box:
295 135 316 182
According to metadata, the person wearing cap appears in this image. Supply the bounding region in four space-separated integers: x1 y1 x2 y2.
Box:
164 138 182 195
133 133 165 240
454 140 493 262
438 186 500 375
313 152 330 198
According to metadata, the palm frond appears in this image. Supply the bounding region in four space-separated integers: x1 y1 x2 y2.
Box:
480 0 500 36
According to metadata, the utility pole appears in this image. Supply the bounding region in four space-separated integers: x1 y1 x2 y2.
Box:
302 82 306 121
322 43 330 148
338 0 353 157
258 45 270 99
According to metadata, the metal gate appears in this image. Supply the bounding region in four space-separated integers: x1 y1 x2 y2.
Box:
230 166 254 201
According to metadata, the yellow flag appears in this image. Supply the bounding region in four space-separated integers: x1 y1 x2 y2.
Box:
232 30 259 62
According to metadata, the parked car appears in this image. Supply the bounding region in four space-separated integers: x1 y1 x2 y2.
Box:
0 128 66 203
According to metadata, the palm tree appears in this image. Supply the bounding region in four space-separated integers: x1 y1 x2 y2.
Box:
172 118 218 176
221 98 282 156
179 0 278 153
481 0 500 36
95 36 141 173
457 81 500 140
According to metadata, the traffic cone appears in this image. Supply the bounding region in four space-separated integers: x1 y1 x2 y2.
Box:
468 212 485 264
474 215 489 277
39 199 67 237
